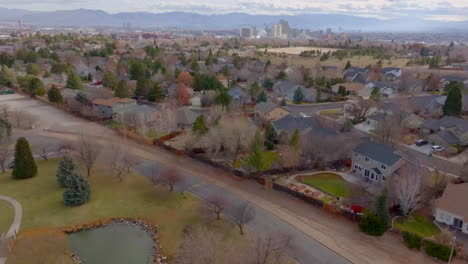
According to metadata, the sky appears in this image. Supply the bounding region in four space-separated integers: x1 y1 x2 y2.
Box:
1 0 468 21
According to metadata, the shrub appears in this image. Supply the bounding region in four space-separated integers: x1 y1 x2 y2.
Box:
402 231 422 249
424 240 455 262
265 141 275 150
359 210 386 236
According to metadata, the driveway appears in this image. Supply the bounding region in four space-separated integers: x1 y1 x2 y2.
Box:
408 144 433 156
0 195 22 264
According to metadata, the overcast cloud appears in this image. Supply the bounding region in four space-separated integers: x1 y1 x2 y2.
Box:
1 0 467 21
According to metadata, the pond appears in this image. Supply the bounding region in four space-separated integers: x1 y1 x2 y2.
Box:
68 222 155 264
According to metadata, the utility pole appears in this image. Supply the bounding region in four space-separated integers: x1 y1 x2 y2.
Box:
448 236 456 264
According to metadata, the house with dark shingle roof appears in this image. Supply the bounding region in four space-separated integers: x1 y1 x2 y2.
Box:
352 138 403 184
272 115 335 137
441 76 468 88
420 116 468 153
380 67 401 81
343 67 368 83
435 183 468 233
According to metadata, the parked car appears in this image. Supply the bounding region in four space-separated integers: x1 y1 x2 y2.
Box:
431 145 445 152
415 140 428 146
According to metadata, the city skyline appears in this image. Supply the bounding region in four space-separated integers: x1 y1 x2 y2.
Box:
1 0 468 22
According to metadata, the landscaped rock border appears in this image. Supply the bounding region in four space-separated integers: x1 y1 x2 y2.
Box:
60 217 167 264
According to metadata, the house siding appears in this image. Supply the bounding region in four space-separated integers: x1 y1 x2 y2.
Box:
435 209 468 234
351 151 402 184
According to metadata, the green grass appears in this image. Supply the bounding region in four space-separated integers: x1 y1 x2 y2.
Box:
301 173 351 198
395 213 441 238
235 151 279 170
0 159 203 258
320 109 343 115
103 120 123 129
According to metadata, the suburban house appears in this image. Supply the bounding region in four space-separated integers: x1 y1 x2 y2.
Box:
228 87 251 106
343 67 368 83
435 183 468 234
364 81 398 97
352 139 404 184
285 87 320 103
255 102 290 122
91 97 137 119
272 115 334 136
217 74 229 87
441 76 468 88
176 108 207 130
420 116 468 153
332 83 368 98
366 102 424 130
272 80 304 98
380 67 402 81
167 83 195 97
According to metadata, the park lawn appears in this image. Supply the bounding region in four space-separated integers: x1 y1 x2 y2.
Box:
0 158 203 259
395 213 440 238
302 173 351 198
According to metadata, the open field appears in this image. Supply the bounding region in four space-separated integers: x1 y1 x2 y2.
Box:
265 46 339 55
261 55 410 69
301 173 351 198
0 159 203 258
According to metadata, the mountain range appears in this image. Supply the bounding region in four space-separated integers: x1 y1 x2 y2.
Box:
1 8 467 32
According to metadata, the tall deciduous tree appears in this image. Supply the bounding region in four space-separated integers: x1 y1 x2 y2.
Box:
345 99 374 122
391 166 428 216
176 83 190 105
205 194 229 220
0 65 15 87
443 81 463 116
229 202 256 235
12 137 37 179
75 135 101 177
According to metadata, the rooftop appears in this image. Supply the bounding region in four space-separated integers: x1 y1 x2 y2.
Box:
353 138 401 166
436 183 468 220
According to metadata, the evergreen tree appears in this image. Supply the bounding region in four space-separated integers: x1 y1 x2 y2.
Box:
56 156 77 188
0 65 15 87
280 98 287 106
359 210 386 236
147 83 164 102
293 88 304 104
102 70 117 89
63 169 91 207
443 81 463 116
214 89 232 111
370 87 381 102
135 78 151 98
316 87 322 102
249 82 261 99
338 85 346 97
66 72 83 90
265 123 278 144
12 137 37 179
192 115 208 136
47 85 64 104
256 90 268 103
276 71 287 80
28 77 46 96
345 60 352 70
242 130 265 172
115 80 131 98
289 129 301 151
374 189 390 228
26 63 41 76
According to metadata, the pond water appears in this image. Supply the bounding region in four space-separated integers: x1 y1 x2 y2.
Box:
68 222 155 264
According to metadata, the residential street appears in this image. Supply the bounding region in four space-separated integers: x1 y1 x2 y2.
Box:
3 95 463 264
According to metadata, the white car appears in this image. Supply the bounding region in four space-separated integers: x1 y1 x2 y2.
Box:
431 145 445 152
300 112 311 118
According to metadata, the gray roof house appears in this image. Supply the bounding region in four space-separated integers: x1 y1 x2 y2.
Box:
380 67 402 81
285 87 320 103
343 67 368 83
228 87 251 105
421 116 468 152
272 115 335 136
441 76 468 88
364 81 398 96
352 139 403 184
272 80 303 97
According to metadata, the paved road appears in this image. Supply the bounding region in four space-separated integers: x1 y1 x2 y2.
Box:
0 195 22 264
137 160 350 264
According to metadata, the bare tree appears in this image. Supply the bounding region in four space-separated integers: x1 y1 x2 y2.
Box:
374 114 403 145
0 139 12 173
391 165 428 216
252 233 291 264
57 141 74 156
75 135 101 177
205 194 229 220
39 145 51 161
109 144 140 182
230 202 256 235
345 99 374 122
152 167 185 192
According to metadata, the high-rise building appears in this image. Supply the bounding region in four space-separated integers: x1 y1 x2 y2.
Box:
240 27 256 38
279 19 290 37
273 24 283 38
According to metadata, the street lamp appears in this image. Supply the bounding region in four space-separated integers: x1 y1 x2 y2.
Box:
448 236 456 264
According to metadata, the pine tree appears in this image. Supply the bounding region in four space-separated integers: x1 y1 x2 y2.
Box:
345 60 352 70
56 156 77 188
12 137 37 179
115 80 131 98
443 81 463 116
148 83 164 102
102 71 117 90
63 169 91 207
192 115 208 136
66 72 83 90
338 86 347 97
280 98 287 106
257 91 268 103
374 189 390 228
47 85 64 104
293 88 304 104
370 87 381 102
265 123 278 144
242 130 265 171
289 129 301 151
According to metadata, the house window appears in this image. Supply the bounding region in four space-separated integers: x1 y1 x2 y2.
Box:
364 170 370 177
453 218 464 229
382 175 387 182
381 165 387 170
354 165 358 170
365 157 370 162
370 173 375 180
354 153 358 157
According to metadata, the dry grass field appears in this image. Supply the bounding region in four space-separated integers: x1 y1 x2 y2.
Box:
264 46 339 55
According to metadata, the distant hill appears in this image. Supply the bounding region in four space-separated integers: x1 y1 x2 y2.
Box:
0 8 467 32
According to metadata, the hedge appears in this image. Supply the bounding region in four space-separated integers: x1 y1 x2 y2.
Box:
402 231 422 249
425 240 455 262
359 211 386 236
